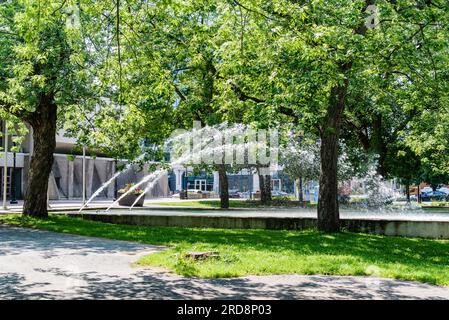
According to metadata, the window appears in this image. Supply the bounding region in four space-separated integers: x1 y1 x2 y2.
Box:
271 179 281 191
194 179 207 191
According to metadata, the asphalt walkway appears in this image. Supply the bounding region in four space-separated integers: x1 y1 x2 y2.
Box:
1 225 448 300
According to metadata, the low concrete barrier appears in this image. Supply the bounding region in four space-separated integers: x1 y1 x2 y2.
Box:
66 213 449 239
341 219 449 239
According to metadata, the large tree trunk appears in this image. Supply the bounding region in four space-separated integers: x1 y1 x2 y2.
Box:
317 68 350 232
264 174 272 203
318 132 340 232
258 170 272 205
405 181 410 203
296 177 304 205
216 164 229 209
23 97 57 218
372 114 388 177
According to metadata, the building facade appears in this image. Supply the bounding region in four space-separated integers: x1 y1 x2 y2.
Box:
1 121 296 201
168 165 295 196
0 121 170 201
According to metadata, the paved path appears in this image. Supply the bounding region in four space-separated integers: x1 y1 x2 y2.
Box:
0 197 220 214
1 225 449 300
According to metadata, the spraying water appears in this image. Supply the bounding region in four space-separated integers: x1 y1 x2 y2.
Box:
85 123 278 213
105 170 162 211
78 170 123 213
78 154 146 213
129 170 167 210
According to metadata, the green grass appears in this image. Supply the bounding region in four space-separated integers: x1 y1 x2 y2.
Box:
151 199 314 208
1 214 449 285
421 201 449 208
151 200 247 208
422 207 449 212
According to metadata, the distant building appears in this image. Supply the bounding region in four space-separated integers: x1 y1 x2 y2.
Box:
1 121 295 201
168 165 295 196
0 121 169 201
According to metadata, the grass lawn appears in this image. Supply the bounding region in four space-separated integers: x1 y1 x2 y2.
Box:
421 201 449 208
150 200 249 208
1 214 449 286
422 207 449 213
151 199 315 208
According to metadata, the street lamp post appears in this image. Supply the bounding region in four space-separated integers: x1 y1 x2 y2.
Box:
10 139 18 204
2 121 9 210
82 146 86 204
113 159 118 201
185 167 188 200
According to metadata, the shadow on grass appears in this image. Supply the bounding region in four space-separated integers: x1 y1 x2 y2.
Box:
2 214 449 285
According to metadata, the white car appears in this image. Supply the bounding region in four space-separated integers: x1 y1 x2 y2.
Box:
421 187 433 193
437 187 449 195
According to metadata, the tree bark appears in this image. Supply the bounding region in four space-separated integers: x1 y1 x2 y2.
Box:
317 67 350 232
23 95 57 218
372 114 388 177
258 170 272 205
264 174 272 203
258 173 264 201
296 177 304 205
216 164 229 209
316 0 375 231
318 130 341 232
405 182 410 203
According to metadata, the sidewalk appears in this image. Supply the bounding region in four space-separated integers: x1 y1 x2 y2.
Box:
0 197 222 214
2 225 449 300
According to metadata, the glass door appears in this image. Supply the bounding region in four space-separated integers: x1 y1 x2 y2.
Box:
194 179 207 191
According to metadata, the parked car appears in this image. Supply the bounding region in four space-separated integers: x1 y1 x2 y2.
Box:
437 187 449 195
420 192 432 202
271 190 289 197
238 191 251 199
421 187 433 193
421 190 448 202
431 191 448 201
338 195 351 204
228 189 241 198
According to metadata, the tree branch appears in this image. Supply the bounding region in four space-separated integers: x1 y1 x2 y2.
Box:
173 83 186 101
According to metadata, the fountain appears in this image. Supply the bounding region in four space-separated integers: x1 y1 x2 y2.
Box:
344 163 425 217
75 125 449 238
104 170 166 211
78 122 278 213
78 170 123 213
129 170 167 210
78 154 146 213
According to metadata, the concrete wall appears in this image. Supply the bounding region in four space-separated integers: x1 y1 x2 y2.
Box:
48 155 116 200
116 163 169 198
70 213 317 231
45 156 169 200
68 212 449 239
341 219 449 239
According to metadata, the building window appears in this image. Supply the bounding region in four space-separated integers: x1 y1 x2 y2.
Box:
193 179 207 191
271 179 281 191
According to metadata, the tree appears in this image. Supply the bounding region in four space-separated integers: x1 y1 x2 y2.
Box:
0 0 92 217
280 134 320 203
281 132 359 204
131 0 283 208
1 1 176 217
405 110 449 185
226 0 448 231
